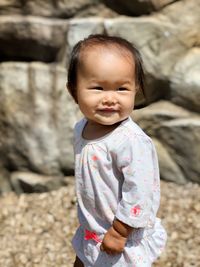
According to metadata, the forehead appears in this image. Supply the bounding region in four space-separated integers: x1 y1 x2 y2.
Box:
78 45 135 73
79 43 135 65
77 45 136 85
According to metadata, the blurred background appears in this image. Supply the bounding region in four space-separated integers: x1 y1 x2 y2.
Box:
0 0 199 266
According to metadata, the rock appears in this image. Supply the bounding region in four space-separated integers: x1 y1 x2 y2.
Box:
0 167 12 193
10 171 65 194
132 100 193 135
76 3 118 18
132 101 200 183
157 118 200 183
0 15 68 62
102 0 177 16
67 17 104 63
169 48 200 113
0 0 200 191
0 0 100 18
153 138 187 184
0 62 81 179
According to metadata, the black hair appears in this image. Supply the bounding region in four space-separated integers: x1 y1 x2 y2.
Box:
67 34 145 103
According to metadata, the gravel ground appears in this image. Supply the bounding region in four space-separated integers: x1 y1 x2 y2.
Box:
0 178 200 267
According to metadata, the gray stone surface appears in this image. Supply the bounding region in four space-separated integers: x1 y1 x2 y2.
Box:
0 62 81 180
102 0 177 15
153 138 187 184
157 118 200 184
0 15 68 62
0 0 200 191
11 171 65 194
170 48 200 113
0 0 101 18
132 101 200 183
132 100 193 135
67 17 104 64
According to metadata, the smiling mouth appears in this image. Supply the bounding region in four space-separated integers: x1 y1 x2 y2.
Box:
99 108 117 112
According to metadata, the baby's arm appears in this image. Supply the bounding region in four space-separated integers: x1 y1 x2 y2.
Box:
100 218 134 255
100 134 158 255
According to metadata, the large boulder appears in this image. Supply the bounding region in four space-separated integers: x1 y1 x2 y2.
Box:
102 0 178 16
0 15 68 62
169 48 200 113
75 3 118 18
132 101 200 183
157 118 200 184
0 62 80 180
0 0 199 191
0 166 12 193
132 100 192 135
152 138 187 184
67 17 104 64
0 0 100 18
11 171 66 194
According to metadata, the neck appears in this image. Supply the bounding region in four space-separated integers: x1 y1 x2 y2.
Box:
82 119 123 140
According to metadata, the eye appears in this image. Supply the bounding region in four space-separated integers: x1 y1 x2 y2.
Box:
90 86 103 90
118 87 128 91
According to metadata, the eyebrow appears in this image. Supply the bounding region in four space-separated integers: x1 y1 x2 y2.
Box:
88 78 133 84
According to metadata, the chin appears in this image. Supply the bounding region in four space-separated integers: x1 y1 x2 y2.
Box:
99 119 122 126
92 115 125 126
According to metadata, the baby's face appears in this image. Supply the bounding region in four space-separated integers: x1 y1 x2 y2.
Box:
76 46 137 126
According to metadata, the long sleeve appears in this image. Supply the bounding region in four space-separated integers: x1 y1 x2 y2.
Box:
114 134 159 228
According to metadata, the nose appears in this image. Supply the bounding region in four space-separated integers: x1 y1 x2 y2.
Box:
102 91 117 105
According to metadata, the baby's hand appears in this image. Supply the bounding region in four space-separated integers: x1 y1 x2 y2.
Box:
100 226 127 255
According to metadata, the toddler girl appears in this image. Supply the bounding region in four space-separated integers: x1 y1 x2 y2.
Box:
67 34 167 267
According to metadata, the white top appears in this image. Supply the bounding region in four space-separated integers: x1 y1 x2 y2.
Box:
72 117 167 267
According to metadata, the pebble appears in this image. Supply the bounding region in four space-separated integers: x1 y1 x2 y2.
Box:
0 180 200 267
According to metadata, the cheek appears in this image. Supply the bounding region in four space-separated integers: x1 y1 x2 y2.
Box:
78 91 100 105
122 95 135 108
77 94 97 114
